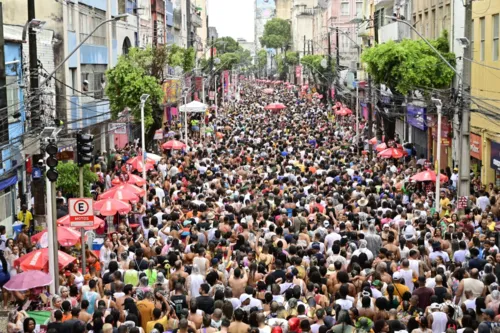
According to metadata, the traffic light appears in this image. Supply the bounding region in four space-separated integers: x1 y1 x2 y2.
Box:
45 142 58 182
77 132 93 167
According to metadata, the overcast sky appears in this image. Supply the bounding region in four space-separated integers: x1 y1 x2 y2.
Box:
208 0 255 42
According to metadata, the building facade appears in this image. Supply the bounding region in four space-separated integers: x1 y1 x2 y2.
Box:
255 0 277 51
470 0 500 185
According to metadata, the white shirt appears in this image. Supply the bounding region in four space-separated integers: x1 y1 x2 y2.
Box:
325 232 341 250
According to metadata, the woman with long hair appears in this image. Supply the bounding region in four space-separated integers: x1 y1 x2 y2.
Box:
0 250 11 310
330 309 355 333
22 317 36 333
248 262 263 288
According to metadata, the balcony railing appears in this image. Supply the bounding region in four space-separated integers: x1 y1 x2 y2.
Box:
298 8 315 16
378 21 411 43
192 13 202 28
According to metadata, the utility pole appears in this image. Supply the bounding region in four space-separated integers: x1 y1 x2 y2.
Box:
367 39 373 160
458 0 472 197
336 28 340 99
0 3 8 145
28 0 46 217
303 35 306 57
327 32 332 106
28 0 40 129
308 40 311 55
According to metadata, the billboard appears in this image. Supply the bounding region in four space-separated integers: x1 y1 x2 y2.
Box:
406 105 426 131
255 0 276 49
162 79 181 104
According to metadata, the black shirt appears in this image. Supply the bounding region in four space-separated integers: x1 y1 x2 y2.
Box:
271 269 286 282
171 294 188 317
196 295 215 314
134 258 149 271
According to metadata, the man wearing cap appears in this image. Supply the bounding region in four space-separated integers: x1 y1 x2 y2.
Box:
478 309 500 333
391 271 410 297
427 303 447 333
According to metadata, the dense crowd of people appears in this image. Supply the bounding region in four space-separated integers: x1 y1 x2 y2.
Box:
4 81 500 333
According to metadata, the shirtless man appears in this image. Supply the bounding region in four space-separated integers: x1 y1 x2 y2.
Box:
383 233 401 261
169 260 189 292
188 299 204 329
228 268 248 299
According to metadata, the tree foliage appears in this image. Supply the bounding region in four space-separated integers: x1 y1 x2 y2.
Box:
301 55 334 83
276 51 300 80
361 31 456 94
56 163 97 198
260 18 291 49
214 37 240 55
106 49 164 129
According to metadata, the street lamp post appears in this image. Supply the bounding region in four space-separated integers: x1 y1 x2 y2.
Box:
432 98 443 213
140 94 150 204
39 14 129 87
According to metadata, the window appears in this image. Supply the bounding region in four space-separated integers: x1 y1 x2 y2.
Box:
356 1 362 16
6 76 20 124
79 6 106 45
341 1 349 16
480 17 485 61
471 20 475 60
494 15 499 61
67 4 74 31
70 69 77 94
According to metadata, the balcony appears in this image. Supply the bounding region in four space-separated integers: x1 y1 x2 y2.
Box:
192 13 202 28
298 8 314 16
378 21 411 43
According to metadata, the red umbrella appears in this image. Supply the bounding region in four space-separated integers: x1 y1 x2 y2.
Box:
101 183 145 198
112 174 146 187
262 88 274 94
368 136 386 145
31 226 84 247
94 198 132 216
410 170 449 183
57 214 104 230
99 188 139 203
123 159 154 173
162 140 187 150
335 108 353 116
377 148 408 159
375 143 403 152
126 155 156 169
264 103 286 110
14 249 76 272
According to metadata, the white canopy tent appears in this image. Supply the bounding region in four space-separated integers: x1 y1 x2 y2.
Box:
179 101 208 148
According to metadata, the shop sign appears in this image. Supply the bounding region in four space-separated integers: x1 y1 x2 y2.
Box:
470 133 482 160
430 115 451 146
491 140 500 172
407 105 426 131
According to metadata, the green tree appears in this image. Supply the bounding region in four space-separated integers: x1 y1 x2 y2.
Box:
183 47 196 72
260 18 291 49
56 163 98 198
214 37 240 55
301 55 334 83
106 49 164 130
257 49 268 77
361 32 456 95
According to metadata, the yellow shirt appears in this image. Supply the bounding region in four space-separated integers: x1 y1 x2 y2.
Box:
17 210 33 227
146 316 169 333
